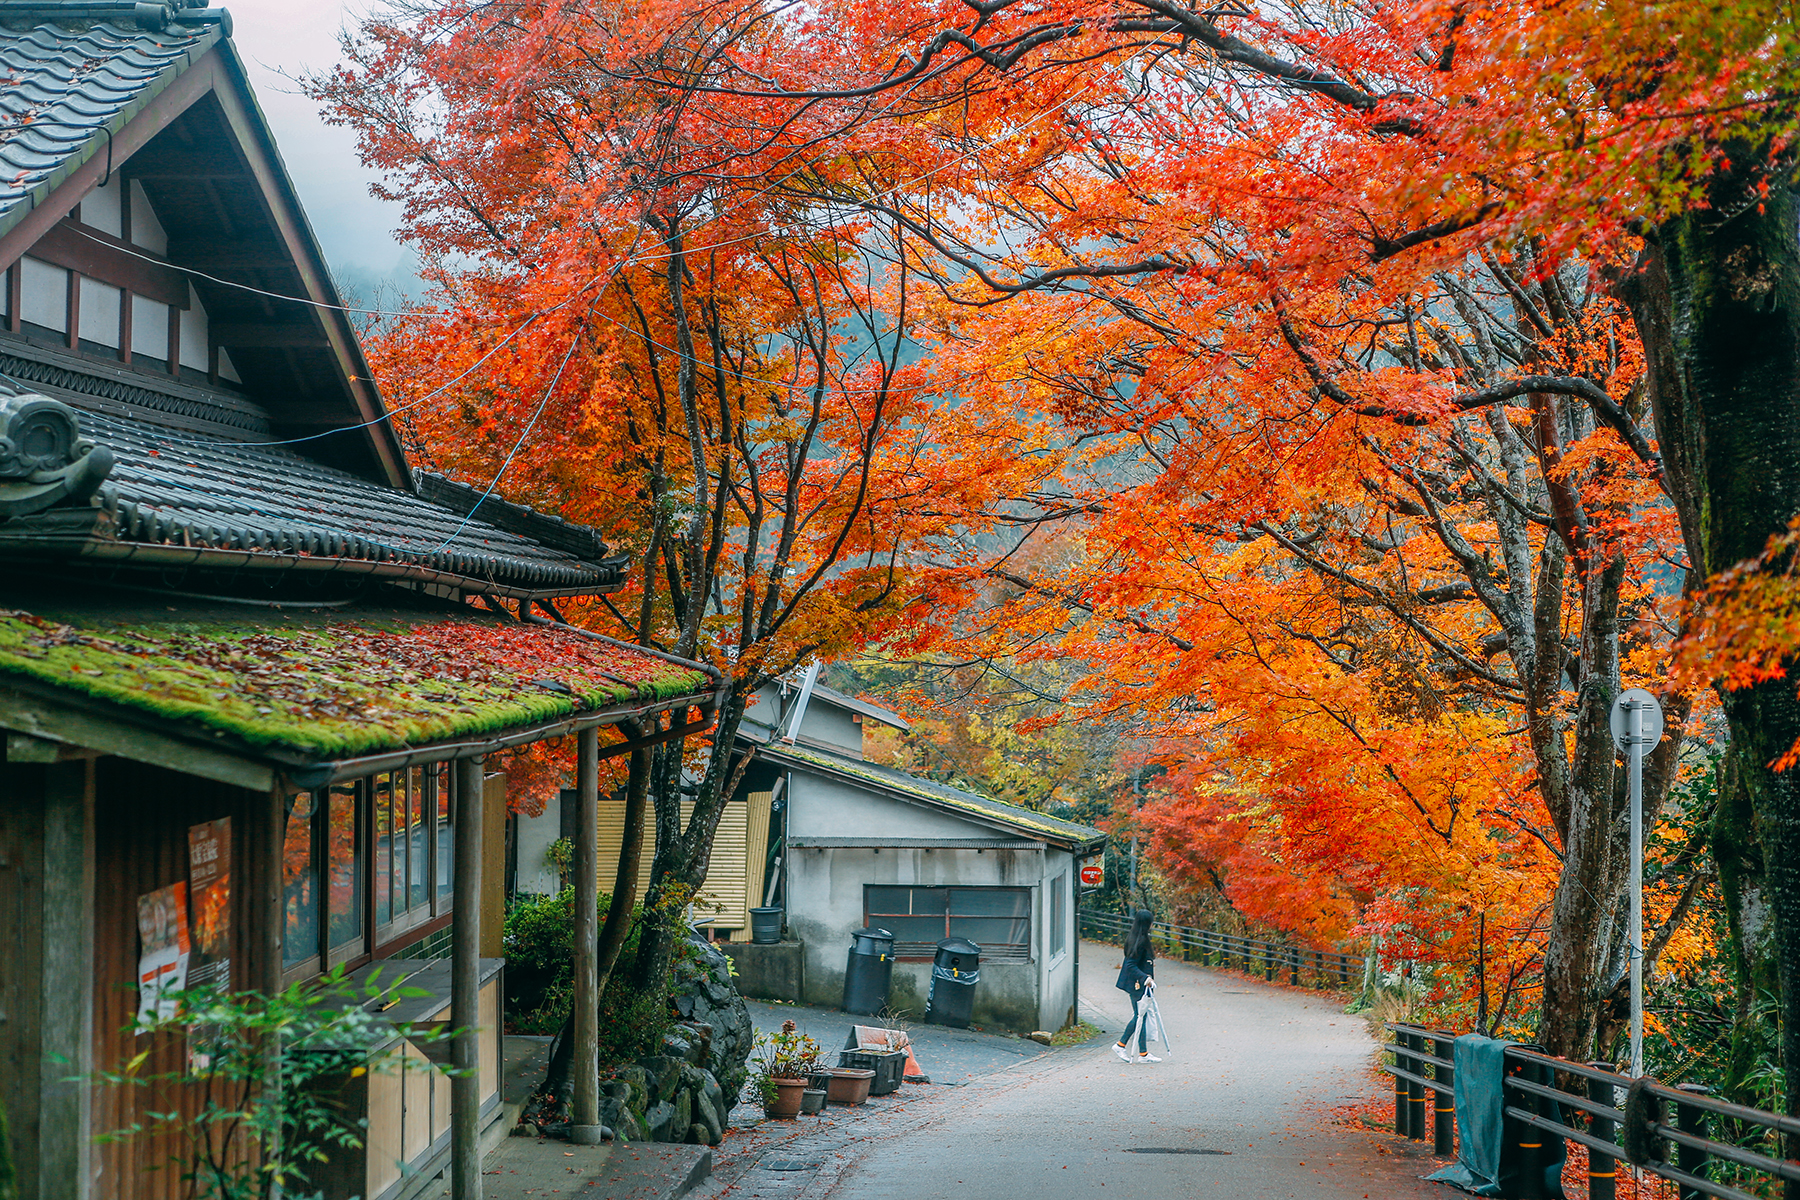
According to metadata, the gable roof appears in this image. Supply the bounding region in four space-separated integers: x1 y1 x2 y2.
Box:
810 683 909 731
0 6 226 236
0 403 628 596
761 740 1106 853
0 3 407 485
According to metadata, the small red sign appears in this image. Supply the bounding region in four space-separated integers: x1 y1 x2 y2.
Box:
1079 862 1103 887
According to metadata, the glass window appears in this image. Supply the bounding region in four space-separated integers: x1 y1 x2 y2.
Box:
326 784 362 951
435 764 454 907
282 792 319 969
865 885 1031 961
373 774 393 927
407 767 429 911
1049 873 1067 958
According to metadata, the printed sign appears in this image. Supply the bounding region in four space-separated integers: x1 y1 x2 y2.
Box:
1079 862 1104 887
186 818 232 1070
135 882 190 1029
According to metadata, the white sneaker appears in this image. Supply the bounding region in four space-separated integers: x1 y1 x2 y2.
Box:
1135 1052 1162 1063
1113 1042 1132 1061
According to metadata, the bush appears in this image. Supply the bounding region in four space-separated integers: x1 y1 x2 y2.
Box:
503 888 668 1059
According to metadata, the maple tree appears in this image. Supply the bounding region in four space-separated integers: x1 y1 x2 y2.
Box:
309 0 1800 1077
307 0 1061 1096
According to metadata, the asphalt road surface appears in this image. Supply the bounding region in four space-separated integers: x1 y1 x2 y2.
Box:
818 940 1448 1200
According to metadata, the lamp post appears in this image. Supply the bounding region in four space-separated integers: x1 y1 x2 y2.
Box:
1609 687 1663 1080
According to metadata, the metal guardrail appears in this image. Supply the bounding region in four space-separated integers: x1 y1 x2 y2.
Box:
1385 1022 1800 1200
1079 908 1359 990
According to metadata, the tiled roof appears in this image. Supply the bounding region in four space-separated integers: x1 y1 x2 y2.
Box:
0 11 222 235
762 740 1108 852
0 595 716 760
0 407 628 595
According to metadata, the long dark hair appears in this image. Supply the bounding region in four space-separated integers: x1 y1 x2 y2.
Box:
1123 909 1154 962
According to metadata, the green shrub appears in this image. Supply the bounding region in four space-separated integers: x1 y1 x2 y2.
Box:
502 888 668 1058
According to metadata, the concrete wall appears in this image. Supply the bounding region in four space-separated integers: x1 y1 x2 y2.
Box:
513 790 561 896
786 841 1052 1033
787 773 994 840
721 940 805 1004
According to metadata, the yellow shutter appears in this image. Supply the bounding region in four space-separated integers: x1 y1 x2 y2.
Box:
593 793 774 935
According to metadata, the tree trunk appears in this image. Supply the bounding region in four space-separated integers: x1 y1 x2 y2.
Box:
1622 159 1800 1119
1714 746 1782 1102
631 692 753 990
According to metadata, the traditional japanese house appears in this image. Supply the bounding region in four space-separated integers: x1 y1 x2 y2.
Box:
0 4 720 1199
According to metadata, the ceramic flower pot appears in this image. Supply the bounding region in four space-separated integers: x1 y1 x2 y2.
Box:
764 1077 808 1119
825 1067 875 1106
800 1087 827 1115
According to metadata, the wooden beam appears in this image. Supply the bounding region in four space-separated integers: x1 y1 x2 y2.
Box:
0 689 275 792
211 320 330 348
452 755 485 1200
570 728 601 1140
32 220 190 309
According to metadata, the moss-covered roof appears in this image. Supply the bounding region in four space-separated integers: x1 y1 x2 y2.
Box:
762 742 1107 852
0 599 713 761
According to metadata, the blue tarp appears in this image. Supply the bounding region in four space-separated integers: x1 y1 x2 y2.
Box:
1425 1034 1565 1199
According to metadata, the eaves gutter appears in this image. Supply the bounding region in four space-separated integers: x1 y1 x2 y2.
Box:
0 533 623 600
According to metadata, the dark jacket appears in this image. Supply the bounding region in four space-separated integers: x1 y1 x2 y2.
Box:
1115 956 1154 999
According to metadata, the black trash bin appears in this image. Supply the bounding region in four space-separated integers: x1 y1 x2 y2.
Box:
925 937 981 1028
843 926 895 1015
749 906 783 944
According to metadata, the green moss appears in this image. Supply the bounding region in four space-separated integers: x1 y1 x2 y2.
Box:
0 608 711 760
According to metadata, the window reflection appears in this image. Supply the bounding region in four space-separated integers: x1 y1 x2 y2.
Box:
327 784 361 950
282 792 319 968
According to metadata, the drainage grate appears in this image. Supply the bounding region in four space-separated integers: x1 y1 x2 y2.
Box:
1126 1148 1231 1155
763 1159 823 1172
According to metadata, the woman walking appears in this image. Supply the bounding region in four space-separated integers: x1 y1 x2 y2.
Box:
1113 909 1162 1063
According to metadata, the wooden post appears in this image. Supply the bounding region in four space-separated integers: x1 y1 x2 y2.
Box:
39 761 94 1200
570 728 603 1143
453 756 485 1200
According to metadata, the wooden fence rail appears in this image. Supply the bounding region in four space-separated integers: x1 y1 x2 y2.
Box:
1078 908 1359 991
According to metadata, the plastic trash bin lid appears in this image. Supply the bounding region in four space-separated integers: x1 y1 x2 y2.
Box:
852 926 894 944
934 936 980 957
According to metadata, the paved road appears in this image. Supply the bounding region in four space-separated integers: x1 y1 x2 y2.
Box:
744 999 1053 1085
717 941 1447 1200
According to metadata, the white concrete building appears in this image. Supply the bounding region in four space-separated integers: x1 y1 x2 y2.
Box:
742 680 1106 1034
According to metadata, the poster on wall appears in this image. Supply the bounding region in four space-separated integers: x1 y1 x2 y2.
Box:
135 881 190 1030
186 818 232 1070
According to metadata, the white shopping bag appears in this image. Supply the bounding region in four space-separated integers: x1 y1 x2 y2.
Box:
1139 983 1171 1051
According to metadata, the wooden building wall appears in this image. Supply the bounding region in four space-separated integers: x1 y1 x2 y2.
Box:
0 761 53 1200
87 758 277 1200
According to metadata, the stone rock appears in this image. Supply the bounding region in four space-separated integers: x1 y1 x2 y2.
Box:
697 1071 727 1128
688 1121 715 1146
661 1030 696 1064
637 1055 683 1102
1028 1031 1053 1045
644 1100 676 1142
670 935 754 1108
671 1088 693 1141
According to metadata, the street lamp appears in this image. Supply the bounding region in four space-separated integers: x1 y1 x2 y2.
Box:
1609 687 1664 1080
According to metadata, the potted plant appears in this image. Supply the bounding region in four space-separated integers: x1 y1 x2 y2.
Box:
752 1021 823 1120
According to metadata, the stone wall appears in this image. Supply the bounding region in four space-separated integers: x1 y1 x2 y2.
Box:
594 934 753 1146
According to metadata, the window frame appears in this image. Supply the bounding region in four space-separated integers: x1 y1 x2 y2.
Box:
281 765 458 986
863 884 1034 963
1049 872 1067 962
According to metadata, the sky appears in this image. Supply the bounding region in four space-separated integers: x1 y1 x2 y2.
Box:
224 1 422 299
